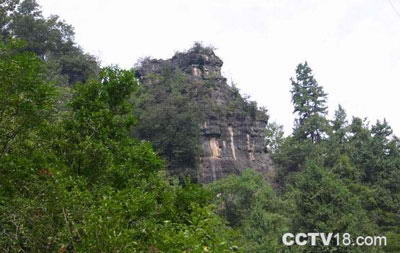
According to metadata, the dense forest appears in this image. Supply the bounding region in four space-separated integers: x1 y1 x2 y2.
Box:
1 1 399 252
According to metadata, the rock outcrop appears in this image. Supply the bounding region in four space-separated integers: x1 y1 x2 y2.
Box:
136 44 273 183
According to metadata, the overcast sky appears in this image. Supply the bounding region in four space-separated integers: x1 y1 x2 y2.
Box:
37 0 400 135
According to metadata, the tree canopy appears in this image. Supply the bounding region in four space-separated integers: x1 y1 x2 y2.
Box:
1 1 399 251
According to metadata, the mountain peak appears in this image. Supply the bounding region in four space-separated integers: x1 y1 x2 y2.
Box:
171 43 223 78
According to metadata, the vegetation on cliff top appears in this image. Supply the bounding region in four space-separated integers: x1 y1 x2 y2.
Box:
1 1 399 252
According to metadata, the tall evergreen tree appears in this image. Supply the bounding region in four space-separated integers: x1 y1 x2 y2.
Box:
332 104 347 133
290 62 329 143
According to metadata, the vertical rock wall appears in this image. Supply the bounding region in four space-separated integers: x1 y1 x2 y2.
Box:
199 118 273 183
136 45 273 183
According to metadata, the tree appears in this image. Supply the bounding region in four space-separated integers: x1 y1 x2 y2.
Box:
56 66 143 182
0 39 239 251
324 105 350 168
209 169 290 252
290 62 329 143
289 161 377 252
264 121 284 154
0 0 18 39
273 62 331 186
0 39 55 163
0 39 62 251
1 0 99 85
133 66 202 180
332 105 347 139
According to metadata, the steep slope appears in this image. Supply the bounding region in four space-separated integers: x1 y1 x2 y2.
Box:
135 44 273 183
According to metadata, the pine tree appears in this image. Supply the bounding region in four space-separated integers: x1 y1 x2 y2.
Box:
332 104 347 132
290 62 329 143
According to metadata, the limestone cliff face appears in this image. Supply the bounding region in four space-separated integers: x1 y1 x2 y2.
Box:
136 45 273 183
199 118 273 183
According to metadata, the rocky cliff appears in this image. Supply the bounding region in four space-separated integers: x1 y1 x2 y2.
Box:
135 44 273 183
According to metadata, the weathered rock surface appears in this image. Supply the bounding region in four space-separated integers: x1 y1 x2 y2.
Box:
136 45 273 183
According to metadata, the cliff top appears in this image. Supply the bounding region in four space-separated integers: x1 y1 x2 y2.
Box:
135 43 223 80
171 43 223 69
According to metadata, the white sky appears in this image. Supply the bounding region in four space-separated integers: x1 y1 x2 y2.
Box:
37 0 400 135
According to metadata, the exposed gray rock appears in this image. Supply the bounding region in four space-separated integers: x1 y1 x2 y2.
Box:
136 44 274 183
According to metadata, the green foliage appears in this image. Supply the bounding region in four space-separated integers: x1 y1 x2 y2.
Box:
271 62 400 252
0 38 62 251
133 67 203 180
265 121 284 154
55 66 139 183
291 62 329 143
290 161 374 233
287 162 379 252
0 40 238 252
0 39 56 194
209 169 290 252
133 44 269 181
2 3 400 249
272 136 318 186
331 154 360 182
0 0 99 85
72 180 236 252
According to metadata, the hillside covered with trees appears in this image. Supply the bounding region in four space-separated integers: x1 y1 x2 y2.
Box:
1 1 399 252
